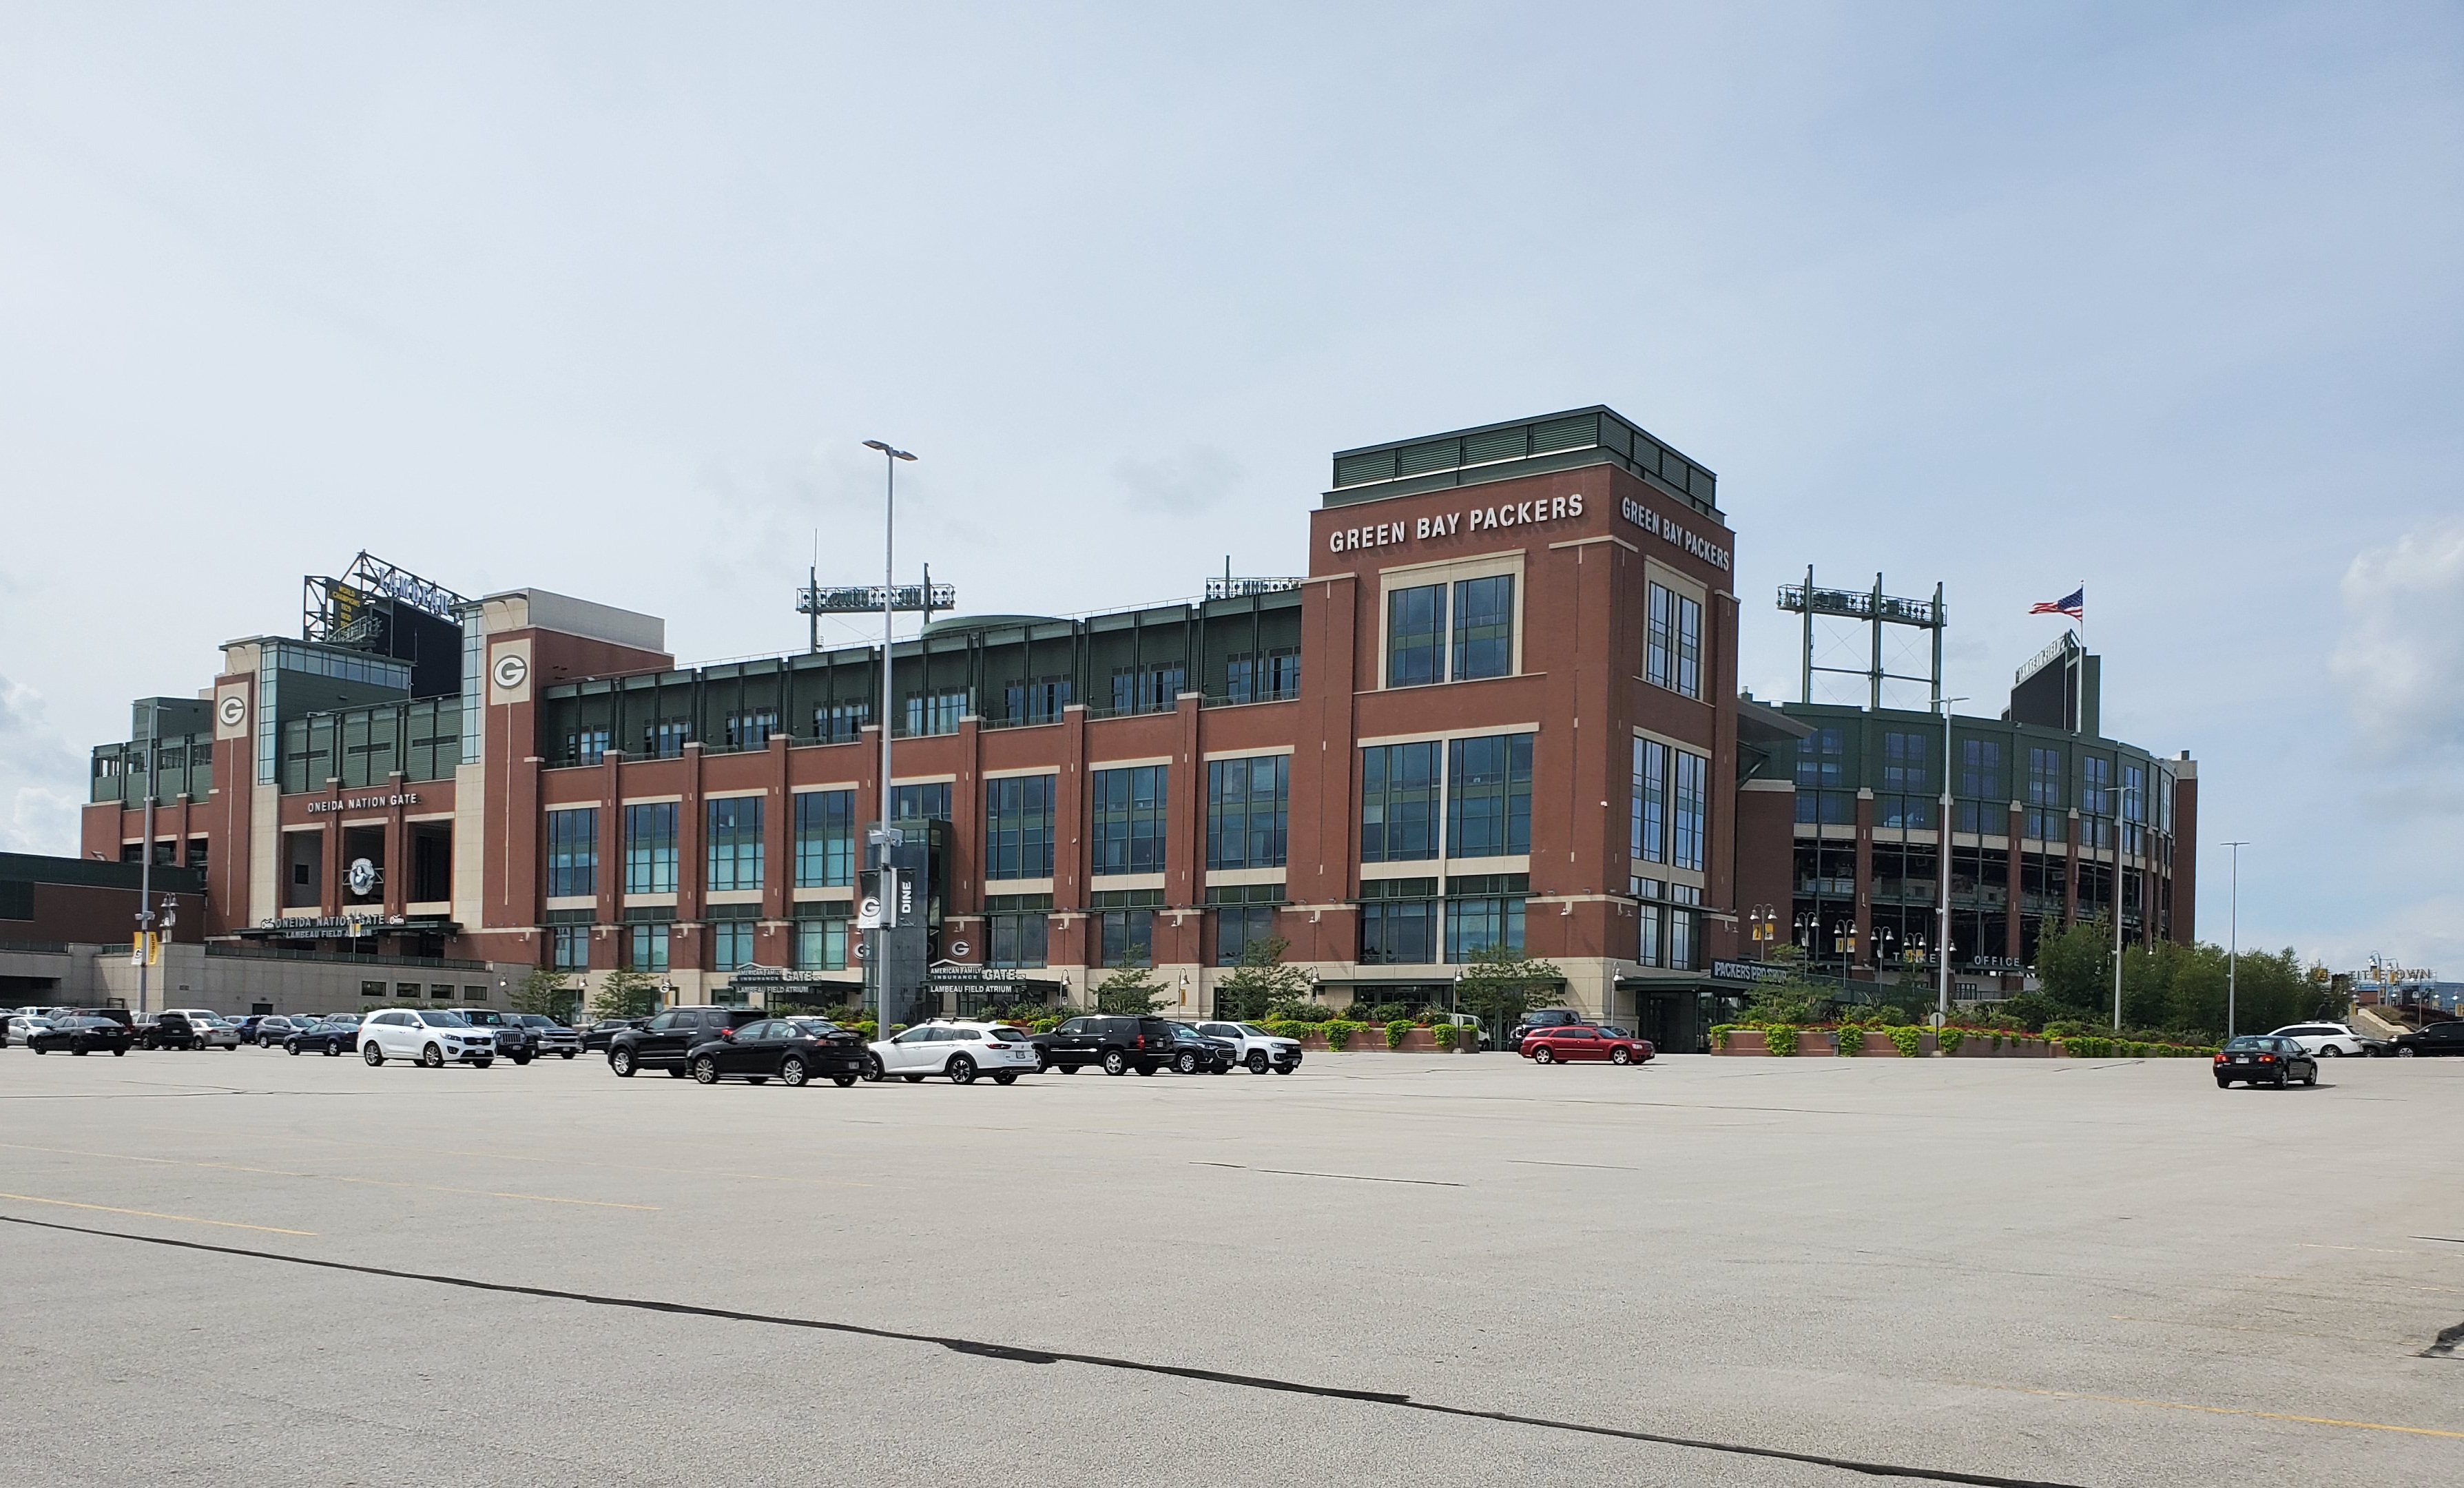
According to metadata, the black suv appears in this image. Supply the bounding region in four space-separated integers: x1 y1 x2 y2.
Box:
458 1009 540 1064
607 1007 767 1077
1031 1015 1181 1076
1509 1009 1588 1052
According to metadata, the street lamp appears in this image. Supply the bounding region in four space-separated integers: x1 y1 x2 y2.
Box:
863 439 916 1029
1936 695 1969 1025
1747 905 1778 960
2223 840 2249 1037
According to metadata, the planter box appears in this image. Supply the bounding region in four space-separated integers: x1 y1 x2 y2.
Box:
1393 1028 1438 1052
1796 1030 1836 1057
1717 1029 1768 1055
1857 1031 1901 1057
1951 1035 2052 1058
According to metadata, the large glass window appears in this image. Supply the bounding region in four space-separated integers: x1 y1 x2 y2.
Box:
794 790 856 887
1206 883 1281 967
1108 664 1186 715
1956 738 2005 833
1647 583 1703 699
725 712 779 750
711 918 756 971
1002 677 1071 724
643 721 690 759
1878 730 1934 830
1386 584 1446 688
1447 733 1533 857
1093 889 1160 967
793 905 849 971
903 690 966 736
566 728 609 766
816 701 869 743
1359 878 1438 964
1445 873 1528 960
2120 761 2146 854
546 808 597 898
1090 765 1168 876
1360 741 1440 862
1671 749 1708 872
1632 738 1666 865
984 775 1056 880
623 803 677 894
705 797 764 891
1206 755 1290 871
1227 650 1303 703
548 916 590 971
2025 747 2064 840
891 782 952 823
985 893 1050 969
626 922 669 971
1451 575 1515 681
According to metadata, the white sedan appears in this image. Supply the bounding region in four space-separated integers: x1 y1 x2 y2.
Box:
867 1021 1037 1086
3 1015 52 1048
2267 1022 2374 1058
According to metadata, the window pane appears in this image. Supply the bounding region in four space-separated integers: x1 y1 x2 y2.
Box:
623 803 676 894
794 789 856 887
1091 765 1168 876
1447 733 1532 858
984 775 1057 880
546 808 597 898
1360 742 1440 862
1386 584 1445 688
705 796 764 891
1451 575 1514 681
1206 755 1289 871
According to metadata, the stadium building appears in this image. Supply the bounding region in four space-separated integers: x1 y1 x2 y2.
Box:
77 406 2195 1048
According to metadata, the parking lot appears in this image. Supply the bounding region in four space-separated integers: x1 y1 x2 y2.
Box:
1 1046 2458 1487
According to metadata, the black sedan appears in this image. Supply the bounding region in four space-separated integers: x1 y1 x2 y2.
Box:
2215 1035 2318 1088
284 1017 362 1056
684 1017 869 1088
1164 1022 1236 1074
2391 1020 2464 1057
29 1017 136 1056
581 1018 647 1053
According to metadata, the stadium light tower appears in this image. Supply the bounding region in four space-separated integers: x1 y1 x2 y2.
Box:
864 439 917 1025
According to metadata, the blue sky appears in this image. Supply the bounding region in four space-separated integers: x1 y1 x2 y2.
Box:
2 3 2458 971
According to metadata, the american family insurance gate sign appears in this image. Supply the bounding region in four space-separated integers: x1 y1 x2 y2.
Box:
1325 491 1730 572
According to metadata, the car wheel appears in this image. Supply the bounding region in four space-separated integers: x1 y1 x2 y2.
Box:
1247 1051 1269 1074
831 1073 858 1088
1102 1049 1128 1076
993 1071 1018 1085
610 1048 636 1077
947 1055 977 1085
470 1058 492 1069
112 1046 126 1056
364 1042 384 1066
862 1056 884 1082
2397 1047 2416 1057
1135 1062 1157 1076
31 1044 43 1055
1175 1051 1199 1074
1533 1046 1556 1064
1274 1062 1294 1075
324 1044 340 1057
2273 1072 2288 1088
560 1051 576 1060
2215 1078 2231 1088
692 1056 721 1084
1060 1062 1080 1074
779 1057 809 1087
420 1043 445 1069
287 1042 300 1055
2303 1068 2318 1086
512 1053 532 1066
2321 1045 2342 1057
1611 1046 1633 1065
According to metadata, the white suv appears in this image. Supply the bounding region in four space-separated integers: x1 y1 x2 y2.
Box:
867 1020 1037 1085
2267 1022 2373 1058
360 1009 499 1068
1195 1021 1305 1075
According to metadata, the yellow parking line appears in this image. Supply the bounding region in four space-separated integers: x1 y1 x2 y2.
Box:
0 1141 658 1211
0 1190 314 1237
1971 1382 2464 1440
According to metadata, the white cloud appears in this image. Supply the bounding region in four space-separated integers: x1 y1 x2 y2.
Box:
0 675 82 854
2331 520 2464 758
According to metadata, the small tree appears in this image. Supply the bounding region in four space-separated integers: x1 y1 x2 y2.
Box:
1455 945 1566 1033
1210 936 1311 1022
591 969 662 1021
511 967 577 1022
1091 961 1170 1015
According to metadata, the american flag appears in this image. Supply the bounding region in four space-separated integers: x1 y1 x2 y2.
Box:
2029 587 2084 619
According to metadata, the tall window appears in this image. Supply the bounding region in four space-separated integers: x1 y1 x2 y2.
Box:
1447 734 1533 857
1451 576 1515 681
891 782 952 823
1794 726 1852 825
794 904 849 970
1957 738 2004 833
726 712 778 750
2080 755 2114 850
2025 747 2064 840
546 808 597 897
1671 749 1708 872
1878 731 1934 830
1208 884 1279 967
1090 765 1168 876
1206 755 1290 870
1228 650 1303 703
794 790 856 887
816 701 869 743
548 916 590 970
1093 889 1159 967
1359 878 1438 964
1445 873 1528 960
986 893 1050 968
1635 880 1663 967
1360 741 1440 862
643 721 690 758
705 798 764 891
903 690 966 736
1646 583 1704 699
626 922 669 971
623 803 677 894
2120 762 2146 854
1108 663 1185 715
711 916 756 970
984 774 1056 880
1632 738 1666 865
566 728 609 765
1002 677 1070 724
1386 584 1446 687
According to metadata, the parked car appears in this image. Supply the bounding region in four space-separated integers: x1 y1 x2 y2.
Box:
28 1016 136 1056
1521 1025 1653 1066
1030 1014 1181 1075
248 1015 309 1046
2266 1022 2374 1058
513 1014 581 1058
1163 1022 1237 1074
284 1017 362 1056
1509 1009 1589 1053
606 1007 767 1077
3 1015 52 1048
358 1008 497 1068
146 1011 239 1051
457 1009 541 1064
683 1017 869 1088
582 1018 649 1053
1194 1020 1305 1075
2215 1035 2318 1088
868 1021 1037 1085
2391 1020 2464 1057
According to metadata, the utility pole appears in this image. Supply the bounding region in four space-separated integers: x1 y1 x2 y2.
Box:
863 439 917 1029
2224 840 2248 1037
1937 695 1968 1025
136 699 158 1016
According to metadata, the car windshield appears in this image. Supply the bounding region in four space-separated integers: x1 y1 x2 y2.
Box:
417 1011 471 1026
989 1027 1028 1042
2222 1037 2273 1051
1236 1024 1270 1037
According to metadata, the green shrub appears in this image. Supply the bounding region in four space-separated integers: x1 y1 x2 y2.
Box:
1763 1022 1799 1057
1323 1021 1361 1051
1385 1018 1415 1049
1269 1001 1335 1024
1710 1023 1737 1049
1432 1023 1460 1050
1834 1024 1859 1056
1937 1027 1965 1055
1886 1025 1925 1058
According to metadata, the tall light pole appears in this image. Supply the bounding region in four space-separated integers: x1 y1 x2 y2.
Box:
2111 776 2131 1031
2223 840 2248 1037
863 439 916 1026
136 698 160 1016
1936 695 1967 1025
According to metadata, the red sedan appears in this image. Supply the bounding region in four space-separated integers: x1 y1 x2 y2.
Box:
1521 1026 1653 1066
